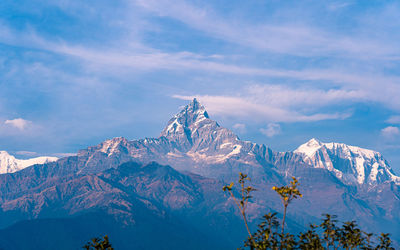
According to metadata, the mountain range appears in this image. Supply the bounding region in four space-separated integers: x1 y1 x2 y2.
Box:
0 98 399 249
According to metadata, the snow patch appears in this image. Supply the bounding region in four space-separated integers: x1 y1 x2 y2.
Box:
167 152 183 158
100 138 126 156
186 144 242 164
227 145 242 157
219 142 232 149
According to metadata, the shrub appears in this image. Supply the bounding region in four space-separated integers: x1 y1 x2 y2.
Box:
223 174 394 250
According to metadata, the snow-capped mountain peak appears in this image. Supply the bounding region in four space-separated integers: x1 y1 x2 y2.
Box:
0 151 58 174
73 100 400 187
160 98 212 138
294 138 323 157
159 98 238 153
295 139 400 185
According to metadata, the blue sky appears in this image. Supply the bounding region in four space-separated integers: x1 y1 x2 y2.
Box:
1 0 400 172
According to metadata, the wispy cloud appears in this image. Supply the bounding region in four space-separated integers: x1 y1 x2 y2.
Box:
50 152 77 158
133 0 400 60
327 2 354 11
1 19 400 113
1 0 400 170
15 151 38 157
232 123 246 134
173 89 352 123
245 85 365 109
4 118 31 130
381 126 400 139
386 115 400 124
14 151 76 158
260 123 281 137
173 84 365 123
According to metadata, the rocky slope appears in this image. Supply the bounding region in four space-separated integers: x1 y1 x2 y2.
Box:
0 161 244 249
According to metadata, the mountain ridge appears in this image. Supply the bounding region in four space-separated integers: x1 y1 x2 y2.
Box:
295 138 400 185
73 98 399 186
0 151 58 174
5 99 397 187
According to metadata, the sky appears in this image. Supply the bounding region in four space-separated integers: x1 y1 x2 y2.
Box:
0 0 400 172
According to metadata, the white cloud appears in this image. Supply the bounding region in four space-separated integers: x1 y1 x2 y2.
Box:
386 115 400 124
15 151 76 158
245 85 365 108
1 20 400 113
42 39 400 113
51 152 77 158
260 123 281 137
1 1 400 133
381 126 400 138
327 2 353 11
4 118 31 130
15 151 38 157
172 84 354 123
133 0 400 59
43 42 400 112
232 123 246 134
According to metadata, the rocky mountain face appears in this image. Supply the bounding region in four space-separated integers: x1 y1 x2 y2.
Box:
75 99 292 183
0 98 399 249
0 151 58 174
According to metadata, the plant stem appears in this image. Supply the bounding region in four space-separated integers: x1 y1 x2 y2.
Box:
281 203 288 235
229 190 256 247
242 210 254 246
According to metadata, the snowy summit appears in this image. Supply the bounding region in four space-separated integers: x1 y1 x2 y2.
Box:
0 151 58 174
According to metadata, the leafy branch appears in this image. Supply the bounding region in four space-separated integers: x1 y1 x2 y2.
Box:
272 177 302 234
223 172 257 247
